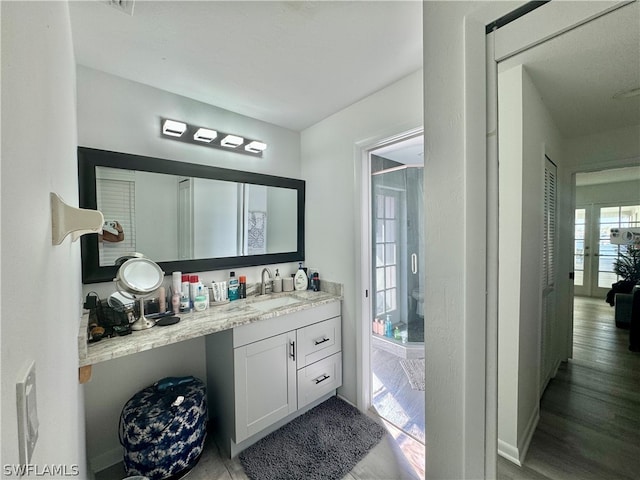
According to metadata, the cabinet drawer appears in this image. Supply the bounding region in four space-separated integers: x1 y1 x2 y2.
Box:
296 316 341 368
297 352 342 409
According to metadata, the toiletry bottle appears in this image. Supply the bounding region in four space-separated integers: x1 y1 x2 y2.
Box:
180 293 190 313
211 282 220 303
172 271 182 294
294 262 308 291
181 274 190 306
172 290 180 314
189 275 199 307
158 286 166 312
228 272 239 301
312 272 320 292
385 315 393 337
273 269 282 293
239 276 247 299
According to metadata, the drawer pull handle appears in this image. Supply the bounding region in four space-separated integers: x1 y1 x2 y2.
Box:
314 374 330 384
314 337 330 346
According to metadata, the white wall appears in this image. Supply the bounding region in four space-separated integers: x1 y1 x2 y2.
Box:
576 180 640 206
84 341 207 472
498 64 569 463
1 1 87 475
76 66 303 471
300 69 423 405
566 124 640 171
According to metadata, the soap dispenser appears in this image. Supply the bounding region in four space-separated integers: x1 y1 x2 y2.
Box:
273 269 283 293
294 262 308 291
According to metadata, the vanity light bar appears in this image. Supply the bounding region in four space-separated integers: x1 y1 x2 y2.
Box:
160 118 266 157
245 141 267 153
162 119 187 137
194 128 218 143
220 135 244 148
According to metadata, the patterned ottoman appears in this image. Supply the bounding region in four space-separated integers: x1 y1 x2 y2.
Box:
119 376 207 480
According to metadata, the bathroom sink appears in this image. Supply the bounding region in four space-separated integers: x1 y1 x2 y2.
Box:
250 295 303 312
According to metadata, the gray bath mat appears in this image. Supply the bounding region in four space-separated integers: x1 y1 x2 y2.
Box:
239 396 386 480
399 358 425 391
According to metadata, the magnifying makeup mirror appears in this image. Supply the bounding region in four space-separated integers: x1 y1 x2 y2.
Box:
114 256 164 331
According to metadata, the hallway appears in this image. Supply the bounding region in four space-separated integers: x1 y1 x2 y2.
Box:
498 296 640 479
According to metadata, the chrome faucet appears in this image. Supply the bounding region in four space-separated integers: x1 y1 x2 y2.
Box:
261 267 273 295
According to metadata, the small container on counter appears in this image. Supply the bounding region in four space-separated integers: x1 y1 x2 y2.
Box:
239 276 247 299
193 295 207 312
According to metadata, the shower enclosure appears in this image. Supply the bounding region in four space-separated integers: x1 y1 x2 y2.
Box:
370 155 425 346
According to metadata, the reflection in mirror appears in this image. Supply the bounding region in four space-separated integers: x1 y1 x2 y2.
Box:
95 167 298 267
79 147 305 284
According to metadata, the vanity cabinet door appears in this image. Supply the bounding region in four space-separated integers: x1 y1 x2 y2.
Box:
233 331 297 442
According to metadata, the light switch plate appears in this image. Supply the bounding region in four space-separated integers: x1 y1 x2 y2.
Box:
16 361 38 465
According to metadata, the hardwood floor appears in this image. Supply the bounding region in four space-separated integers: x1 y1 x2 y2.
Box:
498 296 640 480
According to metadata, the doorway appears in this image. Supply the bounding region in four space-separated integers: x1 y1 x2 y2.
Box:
493 0 640 470
574 168 640 299
364 133 425 444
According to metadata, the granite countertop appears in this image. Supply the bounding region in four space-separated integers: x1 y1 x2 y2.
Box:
78 282 343 367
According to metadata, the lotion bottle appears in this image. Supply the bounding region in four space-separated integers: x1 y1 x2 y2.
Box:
294 262 308 291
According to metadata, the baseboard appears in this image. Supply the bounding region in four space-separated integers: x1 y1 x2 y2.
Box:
497 403 540 467
540 358 562 393
89 446 122 475
518 403 540 464
497 439 521 466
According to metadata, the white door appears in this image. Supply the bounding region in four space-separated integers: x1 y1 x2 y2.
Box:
574 204 640 298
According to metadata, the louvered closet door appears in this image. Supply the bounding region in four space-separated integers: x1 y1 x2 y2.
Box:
95 169 137 266
541 156 557 392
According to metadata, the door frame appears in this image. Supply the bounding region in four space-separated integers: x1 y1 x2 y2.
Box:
355 127 423 413
445 1 632 477
571 156 640 297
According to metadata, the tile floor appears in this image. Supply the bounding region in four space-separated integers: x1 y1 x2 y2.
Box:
371 344 425 445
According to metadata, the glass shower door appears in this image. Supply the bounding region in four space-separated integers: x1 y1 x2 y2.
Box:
371 164 424 344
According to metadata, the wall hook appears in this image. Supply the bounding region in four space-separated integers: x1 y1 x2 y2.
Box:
51 192 104 245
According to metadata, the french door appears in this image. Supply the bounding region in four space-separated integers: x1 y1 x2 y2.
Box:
574 203 640 297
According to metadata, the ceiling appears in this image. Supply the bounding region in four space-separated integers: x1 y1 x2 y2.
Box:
498 1 640 139
68 0 423 132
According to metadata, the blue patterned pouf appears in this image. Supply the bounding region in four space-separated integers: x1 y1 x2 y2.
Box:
119 377 207 480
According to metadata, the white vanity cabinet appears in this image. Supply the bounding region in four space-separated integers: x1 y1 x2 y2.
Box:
205 299 341 458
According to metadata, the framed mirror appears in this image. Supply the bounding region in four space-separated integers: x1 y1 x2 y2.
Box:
78 147 305 283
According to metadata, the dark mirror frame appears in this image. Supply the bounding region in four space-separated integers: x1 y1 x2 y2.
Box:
78 147 305 284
